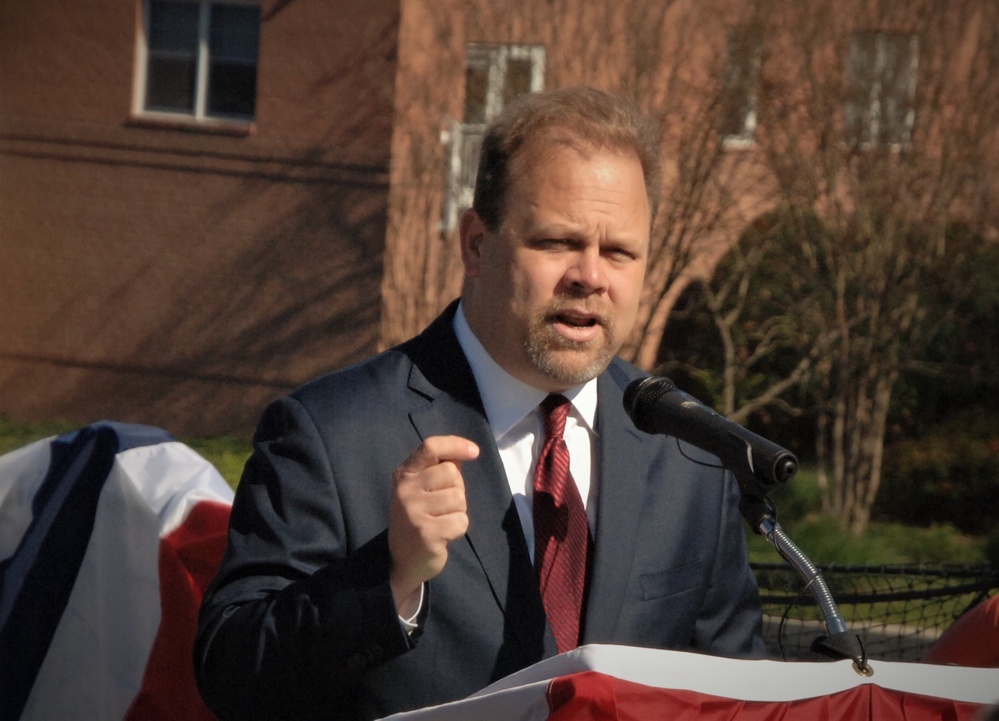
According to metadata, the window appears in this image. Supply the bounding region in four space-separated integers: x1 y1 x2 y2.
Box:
135 0 260 124
442 44 545 232
844 32 919 147
719 26 762 146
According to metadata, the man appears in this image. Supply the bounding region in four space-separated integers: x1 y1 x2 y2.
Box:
195 87 764 721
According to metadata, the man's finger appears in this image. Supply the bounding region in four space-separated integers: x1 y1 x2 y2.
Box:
418 484 467 516
400 435 480 474
407 460 466 492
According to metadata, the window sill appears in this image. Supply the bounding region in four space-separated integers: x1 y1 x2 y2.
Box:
126 113 255 137
721 135 756 150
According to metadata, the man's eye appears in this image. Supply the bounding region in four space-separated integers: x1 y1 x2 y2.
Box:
605 247 636 261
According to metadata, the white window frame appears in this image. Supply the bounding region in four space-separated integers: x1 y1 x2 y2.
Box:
844 31 919 148
441 44 545 233
720 26 762 148
132 0 260 127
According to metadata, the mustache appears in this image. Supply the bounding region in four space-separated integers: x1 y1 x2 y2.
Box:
542 298 610 327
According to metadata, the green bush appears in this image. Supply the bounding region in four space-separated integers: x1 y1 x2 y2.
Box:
747 464 988 566
984 527 999 570
875 406 999 535
761 465 824 524
748 515 986 566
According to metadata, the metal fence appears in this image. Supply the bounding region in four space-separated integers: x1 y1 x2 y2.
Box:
751 562 999 662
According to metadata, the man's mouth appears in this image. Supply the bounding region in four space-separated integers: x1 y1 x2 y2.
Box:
553 311 600 328
547 308 606 344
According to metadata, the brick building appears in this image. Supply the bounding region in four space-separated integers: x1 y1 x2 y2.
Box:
2 0 994 435
1 0 398 434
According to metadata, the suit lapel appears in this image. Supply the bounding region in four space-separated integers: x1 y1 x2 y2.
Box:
582 365 654 642
403 304 550 657
406 378 517 608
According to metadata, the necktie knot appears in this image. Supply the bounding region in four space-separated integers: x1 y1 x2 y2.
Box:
540 394 571 441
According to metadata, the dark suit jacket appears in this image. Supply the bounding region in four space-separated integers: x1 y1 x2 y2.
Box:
195 302 764 721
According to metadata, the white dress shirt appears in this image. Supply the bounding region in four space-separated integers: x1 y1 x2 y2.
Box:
453 303 599 560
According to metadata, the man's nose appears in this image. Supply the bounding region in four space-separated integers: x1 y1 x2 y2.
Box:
563 249 608 294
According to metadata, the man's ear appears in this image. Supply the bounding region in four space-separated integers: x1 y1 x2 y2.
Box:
459 209 487 278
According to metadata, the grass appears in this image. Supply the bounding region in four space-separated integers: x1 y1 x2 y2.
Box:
183 436 252 487
0 417 80 456
0 416 251 488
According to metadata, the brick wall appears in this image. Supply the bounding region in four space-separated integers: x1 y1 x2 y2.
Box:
0 0 400 435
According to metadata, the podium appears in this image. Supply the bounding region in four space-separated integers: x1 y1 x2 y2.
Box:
381 644 999 720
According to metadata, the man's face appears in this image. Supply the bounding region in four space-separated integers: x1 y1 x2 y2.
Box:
460 142 650 392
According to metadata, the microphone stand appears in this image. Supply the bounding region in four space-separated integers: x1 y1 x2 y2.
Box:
622 375 868 671
737 484 871 674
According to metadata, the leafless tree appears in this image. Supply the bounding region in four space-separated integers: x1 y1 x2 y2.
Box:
670 0 999 535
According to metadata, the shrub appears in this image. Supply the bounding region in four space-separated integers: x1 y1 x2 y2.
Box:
874 406 999 535
748 514 986 566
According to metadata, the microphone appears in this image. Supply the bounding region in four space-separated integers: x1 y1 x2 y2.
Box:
623 376 797 496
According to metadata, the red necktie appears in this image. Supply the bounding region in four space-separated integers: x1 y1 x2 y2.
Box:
532 394 591 653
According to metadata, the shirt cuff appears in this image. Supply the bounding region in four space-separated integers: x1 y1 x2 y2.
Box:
398 583 425 634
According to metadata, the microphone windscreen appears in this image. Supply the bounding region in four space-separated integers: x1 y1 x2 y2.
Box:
623 376 676 431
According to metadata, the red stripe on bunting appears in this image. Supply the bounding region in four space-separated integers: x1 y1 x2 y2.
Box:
124 500 231 721
546 671 986 721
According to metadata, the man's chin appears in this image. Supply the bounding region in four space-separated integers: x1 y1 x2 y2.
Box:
528 346 614 386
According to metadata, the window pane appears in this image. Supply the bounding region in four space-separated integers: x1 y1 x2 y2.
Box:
845 33 877 142
207 4 260 118
844 32 917 145
464 63 488 124
459 127 483 192
503 57 533 108
720 28 760 138
719 94 748 137
879 35 917 144
207 63 257 116
848 33 879 94
210 4 260 61
146 56 197 112
145 1 198 113
148 1 199 53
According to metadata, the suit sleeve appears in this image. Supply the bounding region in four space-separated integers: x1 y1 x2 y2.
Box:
692 467 767 659
194 395 417 720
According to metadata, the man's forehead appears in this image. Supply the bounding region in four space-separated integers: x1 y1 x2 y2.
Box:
509 137 643 192
514 131 633 169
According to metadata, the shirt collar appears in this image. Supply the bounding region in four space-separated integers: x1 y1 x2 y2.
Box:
453 302 598 440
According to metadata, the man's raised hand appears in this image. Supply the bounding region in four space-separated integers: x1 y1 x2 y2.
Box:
388 436 480 616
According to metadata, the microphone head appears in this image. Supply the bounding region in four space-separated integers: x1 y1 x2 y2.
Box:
624 375 798 496
623 376 677 432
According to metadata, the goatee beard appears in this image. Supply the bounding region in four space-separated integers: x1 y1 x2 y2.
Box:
525 310 616 385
